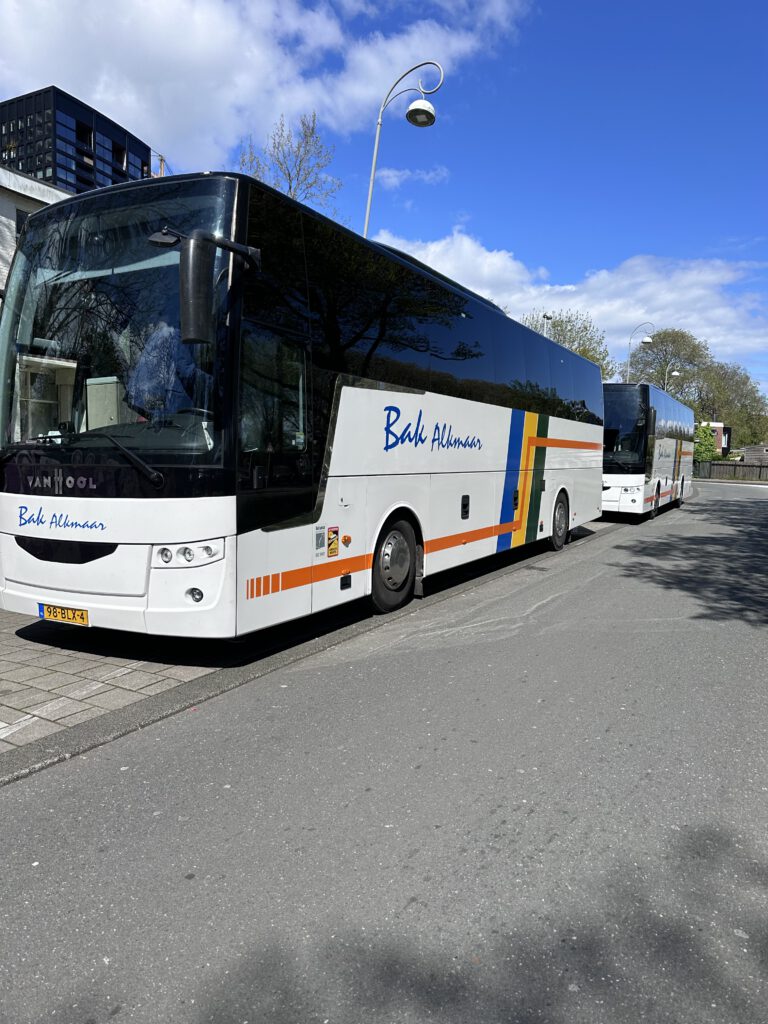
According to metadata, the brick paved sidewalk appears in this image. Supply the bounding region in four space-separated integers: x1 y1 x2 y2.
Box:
0 610 219 752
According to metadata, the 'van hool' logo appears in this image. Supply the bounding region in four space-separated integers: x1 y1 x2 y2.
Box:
25 469 97 496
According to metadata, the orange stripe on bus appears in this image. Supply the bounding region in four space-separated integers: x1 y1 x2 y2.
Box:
245 432 601 598
280 554 374 592
530 438 603 451
644 489 673 504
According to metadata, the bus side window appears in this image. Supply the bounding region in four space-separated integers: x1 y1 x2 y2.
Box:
239 322 307 457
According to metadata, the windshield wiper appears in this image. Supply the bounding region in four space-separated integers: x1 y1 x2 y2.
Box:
68 430 165 489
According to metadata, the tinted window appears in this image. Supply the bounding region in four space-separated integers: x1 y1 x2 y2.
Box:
243 186 309 337
427 299 503 405
549 342 574 416
239 322 307 457
496 320 527 406
522 328 554 414
572 357 603 424
303 215 431 390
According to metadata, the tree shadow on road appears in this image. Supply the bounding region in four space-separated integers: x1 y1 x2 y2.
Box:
28 823 767 1023
189 824 768 1023
611 499 768 627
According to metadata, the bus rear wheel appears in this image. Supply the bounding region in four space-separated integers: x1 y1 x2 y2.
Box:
675 478 685 508
549 492 569 551
649 486 661 519
371 518 416 613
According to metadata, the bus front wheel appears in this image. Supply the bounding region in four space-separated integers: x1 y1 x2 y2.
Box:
371 519 417 613
549 492 569 551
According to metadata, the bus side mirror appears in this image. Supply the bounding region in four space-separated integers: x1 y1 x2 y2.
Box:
180 235 216 346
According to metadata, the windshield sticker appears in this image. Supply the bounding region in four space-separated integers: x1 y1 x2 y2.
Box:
383 405 482 454
18 505 107 533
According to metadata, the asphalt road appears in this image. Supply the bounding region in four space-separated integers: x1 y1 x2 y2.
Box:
1 481 767 1024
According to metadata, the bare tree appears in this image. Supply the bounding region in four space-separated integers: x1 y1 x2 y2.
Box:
238 113 342 212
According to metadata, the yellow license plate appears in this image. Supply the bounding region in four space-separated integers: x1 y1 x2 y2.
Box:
38 603 89 626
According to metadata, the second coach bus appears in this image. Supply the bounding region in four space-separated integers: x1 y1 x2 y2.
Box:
0 172 603 637
602 382 694 517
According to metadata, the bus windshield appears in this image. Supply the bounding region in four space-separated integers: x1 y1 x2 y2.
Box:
0 177 236 477
603 385 647 473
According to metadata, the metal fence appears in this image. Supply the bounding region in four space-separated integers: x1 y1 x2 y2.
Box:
694 460 768 481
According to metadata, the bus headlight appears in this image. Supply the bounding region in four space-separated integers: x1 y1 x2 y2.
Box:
152 539 225 568
621 486 642 493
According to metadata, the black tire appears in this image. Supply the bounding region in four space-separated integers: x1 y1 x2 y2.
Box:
648 486 660 519
371 518 417 613
675 478 685 508
549 492 569 551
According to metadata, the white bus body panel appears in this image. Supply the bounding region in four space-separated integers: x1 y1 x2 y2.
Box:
237 386 602 635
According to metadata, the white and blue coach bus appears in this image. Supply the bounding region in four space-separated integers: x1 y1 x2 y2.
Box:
602 382 694 517
0 173 603 637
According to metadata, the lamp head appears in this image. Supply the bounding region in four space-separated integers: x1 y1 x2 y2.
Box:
406 98 436 127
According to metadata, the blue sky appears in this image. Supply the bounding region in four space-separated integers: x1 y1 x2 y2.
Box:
2 0 766 391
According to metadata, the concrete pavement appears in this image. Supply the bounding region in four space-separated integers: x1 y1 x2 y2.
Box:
0 610 217 751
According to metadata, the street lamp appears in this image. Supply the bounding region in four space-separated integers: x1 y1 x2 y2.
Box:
665 367 681 391
625 322 655 383
363 60 444 239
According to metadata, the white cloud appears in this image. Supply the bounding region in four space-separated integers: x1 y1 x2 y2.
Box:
376 165 449 189
375 227 768 391
0 0 531 170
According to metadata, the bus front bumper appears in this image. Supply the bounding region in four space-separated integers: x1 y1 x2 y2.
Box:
602 484 644 515
0 537 237 638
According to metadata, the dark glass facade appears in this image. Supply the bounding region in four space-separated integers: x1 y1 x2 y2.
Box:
0 86 150 194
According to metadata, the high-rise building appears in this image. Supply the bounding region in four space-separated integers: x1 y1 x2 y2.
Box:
0 86 151 194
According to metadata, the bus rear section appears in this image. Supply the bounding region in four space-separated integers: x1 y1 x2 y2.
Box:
602 383 694 517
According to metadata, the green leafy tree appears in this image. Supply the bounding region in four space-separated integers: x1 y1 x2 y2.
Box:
238 113 342 212
694 422 718 461
629 328 710 398
631 328 768 447
696 360 768 447
520 308 617 379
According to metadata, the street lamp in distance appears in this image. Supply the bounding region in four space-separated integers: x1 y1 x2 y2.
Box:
625 322 655 383
665 368 681 391
363 60 444 239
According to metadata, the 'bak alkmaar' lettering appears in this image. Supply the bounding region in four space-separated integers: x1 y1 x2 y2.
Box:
18 505 107 532
384 405 482 453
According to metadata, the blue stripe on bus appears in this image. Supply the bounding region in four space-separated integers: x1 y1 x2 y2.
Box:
497 408 525 553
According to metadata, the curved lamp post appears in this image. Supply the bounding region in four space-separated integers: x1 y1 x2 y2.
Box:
625 322 655 383
363 60 444 239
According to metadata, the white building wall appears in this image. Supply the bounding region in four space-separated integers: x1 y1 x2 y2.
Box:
0 167 68 298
